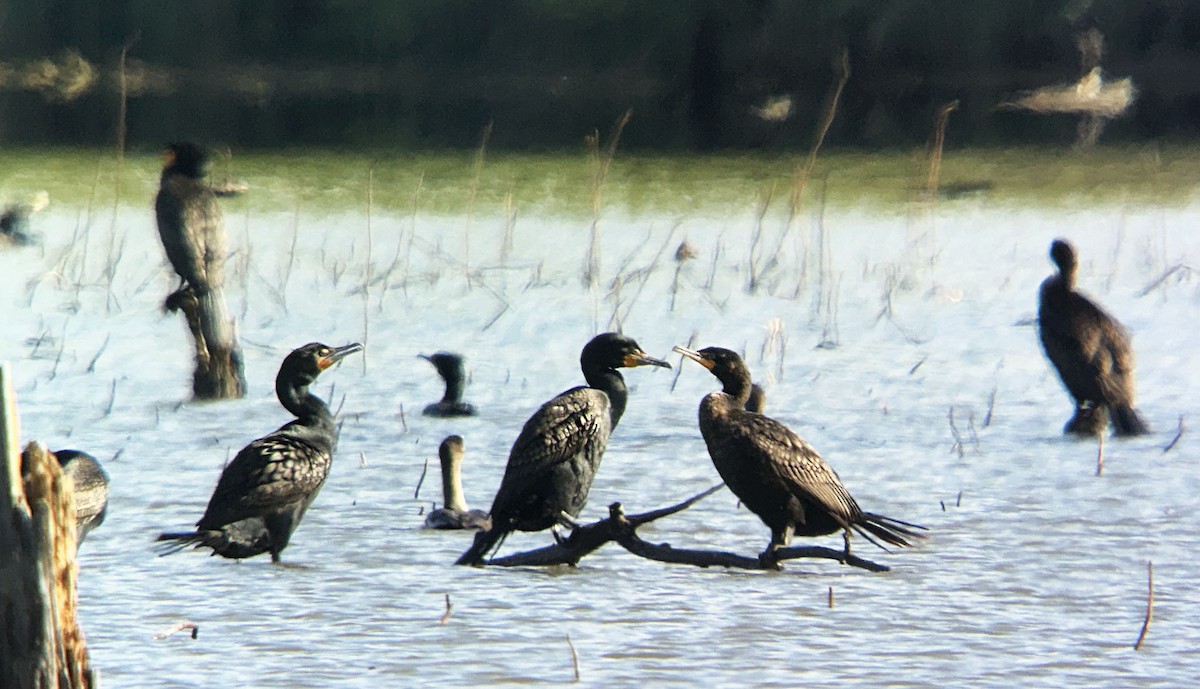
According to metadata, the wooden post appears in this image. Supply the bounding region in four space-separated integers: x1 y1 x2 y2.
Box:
0 365 94 688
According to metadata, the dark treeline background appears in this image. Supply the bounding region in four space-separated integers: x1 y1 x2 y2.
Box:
1 0 1198 151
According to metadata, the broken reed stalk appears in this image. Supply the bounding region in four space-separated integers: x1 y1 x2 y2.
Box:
566 634 581 682
1162 416 1184 453
464 121 494 288
746 185 774 294
925 100 960 198
1 367 94 689
439 593 453 625
828 586 834 609
1096 433 1105 477
582 109 633 290
115 33 139 163
362 165 374 374
1133 561 1153 651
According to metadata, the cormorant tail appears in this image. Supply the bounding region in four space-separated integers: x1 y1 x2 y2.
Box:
1111 405 1149 437
455 527 505 566
155 530 222 555
852 513 928 551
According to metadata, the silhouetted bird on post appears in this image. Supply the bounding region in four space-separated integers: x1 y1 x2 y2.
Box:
420 352 477 417
675 346 925 568
456 333 670 565
1038 238 1149 437
157 342 362 562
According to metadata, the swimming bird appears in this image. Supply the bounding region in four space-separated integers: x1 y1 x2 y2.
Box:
155 142 225 298
0 191 49 246
1038 238 1149 437
455 333 670 565
674 346 924 567
157 342 363 562
420 352 477 417
424 435 490 530
53 449 109 546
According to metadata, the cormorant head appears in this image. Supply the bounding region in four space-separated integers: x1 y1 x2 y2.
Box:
280 342 364 387
582 332 671 371
673 346 753 397
420 352 466 382
163 142 209 179
1050 238 1078 274
439 435 465 467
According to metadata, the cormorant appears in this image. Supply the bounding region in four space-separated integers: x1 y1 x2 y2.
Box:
155 142 225 297
53 449 109 546
424 435 491 530
420 352 477 417
455 333 670 565
157 342 363 562
674 346 924 566
1038 238 1149 437
1 191 49 246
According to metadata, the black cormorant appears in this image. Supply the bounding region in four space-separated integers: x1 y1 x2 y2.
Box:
155 142 225 297
420 352 476 417
157 342 363 562
1038 238 1149 437
674 346 924 566
455 333 670 565
53 449 109 546
1 191 49 246
424 435 491 530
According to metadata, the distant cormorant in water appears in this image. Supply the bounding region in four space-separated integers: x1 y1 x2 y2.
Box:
155 142 225 299
157 342 363 562
1 191 49 246
53 449 109 546
1038 238 1149 437
455 333 670 565
675 346 925 566
424 435 491 530
420 352 476 417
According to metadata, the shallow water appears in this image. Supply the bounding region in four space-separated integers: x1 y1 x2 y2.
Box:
2 153 1199 687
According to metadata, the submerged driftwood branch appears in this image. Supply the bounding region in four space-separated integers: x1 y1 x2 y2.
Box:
485 484 889 572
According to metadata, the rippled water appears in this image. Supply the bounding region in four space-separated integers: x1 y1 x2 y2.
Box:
2 178 1198 686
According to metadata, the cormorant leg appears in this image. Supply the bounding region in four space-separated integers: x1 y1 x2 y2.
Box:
841 530 852 563
551 511 582 545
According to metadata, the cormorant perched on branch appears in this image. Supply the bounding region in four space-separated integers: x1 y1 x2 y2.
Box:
53 449 109 546
420 352 476 417
456 333 670 565
155 142 225 297
675 346 925 567
1038 238 1149 437
157 342 362 562
424 435 490 530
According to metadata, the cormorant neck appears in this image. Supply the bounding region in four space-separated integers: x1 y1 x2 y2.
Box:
585 367 628 428
721 373 753 408
1057 263 1077 290
442 374 465 404
441 453 468 513
276 375 332 429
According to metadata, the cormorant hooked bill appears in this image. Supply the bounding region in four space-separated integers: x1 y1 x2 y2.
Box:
1038 238 1149 437
455 333 670 565
424 435 491 530
157 342 363 562
674 346 925 567
420 352 477 417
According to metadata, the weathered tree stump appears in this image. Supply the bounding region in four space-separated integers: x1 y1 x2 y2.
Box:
0 366 94 688
164 285 246 399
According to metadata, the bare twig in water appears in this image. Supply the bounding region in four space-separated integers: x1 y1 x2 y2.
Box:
828 586 834 609
115 33 140 162
1096 433 1105 477
1133 561 1153 650
86 334 110 374
414 458 429 499
1162 416 1184 453
1135 264 1193 298
582 109 633 290
983 386 997 427
439 593 453 625
154 621 199 640
924 100 959 199
948 407 965 458
102 378 117 417
670 332 699 392
566 634 581 682
399 404 407 433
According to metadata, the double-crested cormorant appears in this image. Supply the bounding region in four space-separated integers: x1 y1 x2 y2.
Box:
420 352 476 417
1 191 49 246
1038 238 1149 437
424 435 491 530
675 346 925 566
157 342 363 562
155 142 225 297
455 333 670 565
53 449 109 546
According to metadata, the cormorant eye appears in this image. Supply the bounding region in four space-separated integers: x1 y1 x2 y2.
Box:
319 348 330 356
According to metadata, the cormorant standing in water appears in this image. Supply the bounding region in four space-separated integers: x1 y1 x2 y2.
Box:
420 352 476 417
1038 238 1149 437
424 435 491 530
155 142 225 299
674 346 924 566
455 333 670 565
157 342 363 562
53 450 109 546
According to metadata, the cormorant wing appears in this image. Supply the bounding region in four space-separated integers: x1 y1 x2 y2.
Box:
197 433 330 530
1041 288 1132 404
155 175 225 290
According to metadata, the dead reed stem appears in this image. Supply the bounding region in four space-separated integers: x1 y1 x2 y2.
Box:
464 121 494 288
439 593 453 625
362 165 374 374
1096 433 1105 476
1133 561 1153 651
115 33 139 163
582 109 633 291
925 100 959 198
565 634 581 682
1162 416 1184 453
